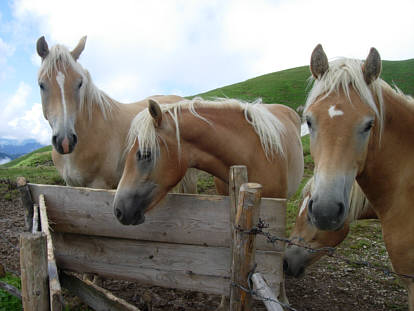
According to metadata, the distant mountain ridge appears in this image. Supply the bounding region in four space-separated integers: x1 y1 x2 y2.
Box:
0 138 46 160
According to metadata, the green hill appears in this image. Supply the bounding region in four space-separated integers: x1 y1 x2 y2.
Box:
1 145 53 168
195 59 414 110
0 145 64 185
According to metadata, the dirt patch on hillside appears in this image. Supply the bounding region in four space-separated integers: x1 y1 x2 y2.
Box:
0 185 408 310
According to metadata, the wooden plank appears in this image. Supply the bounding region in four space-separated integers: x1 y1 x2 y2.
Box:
60 272 140 311
17 177 34 232
19 232 49 311
39 194 63 311
32 204 39 233
52 232 283 296
252 273 283 311
230 183 262 311
29 183 285 251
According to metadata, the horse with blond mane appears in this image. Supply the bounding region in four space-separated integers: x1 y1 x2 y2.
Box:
303 44 414 309
113 97 303 225
36 36 196 191
284 177 377 277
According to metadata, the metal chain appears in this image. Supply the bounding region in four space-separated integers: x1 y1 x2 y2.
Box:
237 218 414 280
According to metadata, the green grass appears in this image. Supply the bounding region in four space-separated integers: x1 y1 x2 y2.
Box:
0 166 64 185
0 273 21 311
194 59 414 111
0 145 64 185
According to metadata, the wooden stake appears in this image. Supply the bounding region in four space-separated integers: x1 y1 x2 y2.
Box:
19 232 49 311
229 166 248 266
39 194 63 311
17 177 34 232
230 182 262 311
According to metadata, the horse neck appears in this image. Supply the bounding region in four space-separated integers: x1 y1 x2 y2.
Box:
358 86 414 212
177 107 264 182
74 96 146 166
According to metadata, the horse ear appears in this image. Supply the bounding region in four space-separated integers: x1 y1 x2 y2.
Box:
148 99 163 127
36 36 49 60
71 36 87 60
363 47 381 85
310 44 329 79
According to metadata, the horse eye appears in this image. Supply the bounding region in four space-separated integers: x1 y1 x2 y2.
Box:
39 82 45 90
137 150 151 161
305 117 312 129
78 80 83 89
363 120 374 133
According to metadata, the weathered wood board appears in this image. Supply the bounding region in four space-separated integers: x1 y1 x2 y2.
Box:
29 183 286 251
53 232 283 296
28 183 285 296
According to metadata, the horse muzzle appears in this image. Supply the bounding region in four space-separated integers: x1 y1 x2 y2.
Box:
307 196 347 231
52 133 78 154
113 183 157 226
283 245 310 278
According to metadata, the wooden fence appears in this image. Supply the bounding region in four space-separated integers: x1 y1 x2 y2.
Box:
18 166 286 310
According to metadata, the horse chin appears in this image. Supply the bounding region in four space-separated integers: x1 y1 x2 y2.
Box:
131 214 146 225
310 216 346 232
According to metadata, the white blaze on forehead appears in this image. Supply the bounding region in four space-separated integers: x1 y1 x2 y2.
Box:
299 195 310 216
56 71 67 126
328 105 344 118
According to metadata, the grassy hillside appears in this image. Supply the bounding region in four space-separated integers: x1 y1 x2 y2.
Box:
195 59 414 110
1 145 52 168
0 145 64 185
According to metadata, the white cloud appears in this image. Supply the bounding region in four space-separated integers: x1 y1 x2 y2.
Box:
0 37 15 82
0 158 11 165
1 83 51 145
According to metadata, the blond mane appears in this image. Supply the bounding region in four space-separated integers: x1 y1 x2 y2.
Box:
38 44 117 119
127 97 287 162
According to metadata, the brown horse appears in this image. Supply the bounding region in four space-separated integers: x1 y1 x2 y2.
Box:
113 97 304 225
304 44 414 308
284 177 376 277
36 36 196 192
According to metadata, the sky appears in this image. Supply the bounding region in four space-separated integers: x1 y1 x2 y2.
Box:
0 0 413 145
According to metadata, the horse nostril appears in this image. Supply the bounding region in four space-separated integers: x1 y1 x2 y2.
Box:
52 135 57 146
337 202 345 218
115 207 123 220
72 134 78 145
308 199 314 214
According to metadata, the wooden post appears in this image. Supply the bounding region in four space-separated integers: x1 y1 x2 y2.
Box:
251 273 284 311
20 232 49 311
230 182 262 311
17 177 34 232
229 166 248 261
39 194 63 311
